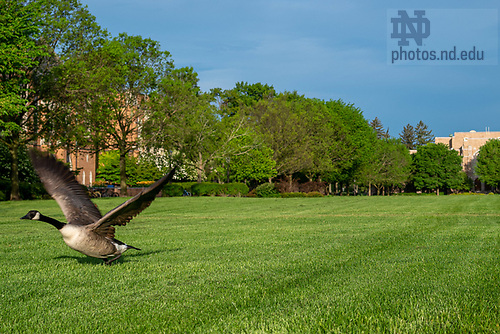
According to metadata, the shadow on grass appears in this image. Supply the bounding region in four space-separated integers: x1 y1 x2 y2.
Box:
54 247 183 265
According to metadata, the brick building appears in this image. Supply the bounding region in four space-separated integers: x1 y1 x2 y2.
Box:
33 139 97 187
435 130 500 190
58 149 97 187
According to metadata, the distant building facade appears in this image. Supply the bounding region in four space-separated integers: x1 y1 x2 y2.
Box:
60 149 96 187
435 130 500 190
32 139 97 187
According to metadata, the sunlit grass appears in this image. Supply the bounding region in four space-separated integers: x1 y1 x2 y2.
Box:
1 195 499 333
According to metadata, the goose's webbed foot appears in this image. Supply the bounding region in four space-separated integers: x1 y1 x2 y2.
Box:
103 253 122 265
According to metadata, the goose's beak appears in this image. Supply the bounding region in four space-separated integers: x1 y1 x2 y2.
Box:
20 214 29 220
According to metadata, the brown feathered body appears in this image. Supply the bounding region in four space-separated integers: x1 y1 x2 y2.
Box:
59 224 121 258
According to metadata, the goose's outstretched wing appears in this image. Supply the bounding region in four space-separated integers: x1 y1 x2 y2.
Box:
90 166 176 238
29 150 102 225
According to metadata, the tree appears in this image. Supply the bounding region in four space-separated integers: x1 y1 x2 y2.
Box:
0 0 105 200
221 135 277 184
370 117 390 139
301 98 350 184
400 121 434 150
411 143 463 195
57 34 173 195
324 99 377 193
215 81 275 115
96 150 120 185
415 120 434 147
250 94 374 194
400 124 416 150
0 0 47 200
40 30 173 196
42 30 112 168
0 142 39 183
143 68 215 182
251 93 313 181
100 34 172 196
383 139 412 189
475 139 500 190
359 138 411 195
143 70 256 183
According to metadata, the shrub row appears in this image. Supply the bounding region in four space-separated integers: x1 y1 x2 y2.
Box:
280 191 324 198
162 182 249 197
192 183 249 197
255 183 324 198
255 183 280 198
275 180 328 194
162 184 184 197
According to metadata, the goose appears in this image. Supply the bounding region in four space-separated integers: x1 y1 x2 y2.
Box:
21 150 176 265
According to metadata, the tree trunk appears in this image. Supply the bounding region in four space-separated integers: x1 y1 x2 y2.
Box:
9 143 21 201
197 152 203 183
225 161 230 183
119 150 128 197
368 182 372 196
94 148 100 180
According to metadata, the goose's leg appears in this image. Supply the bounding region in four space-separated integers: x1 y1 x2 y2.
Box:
104 254 122 265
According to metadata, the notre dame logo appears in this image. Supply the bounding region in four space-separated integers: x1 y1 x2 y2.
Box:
391 10 430 46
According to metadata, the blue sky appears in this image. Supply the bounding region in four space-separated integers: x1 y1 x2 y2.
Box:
79 0 500 137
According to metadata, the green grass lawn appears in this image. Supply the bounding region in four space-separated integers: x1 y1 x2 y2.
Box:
1 195 499 333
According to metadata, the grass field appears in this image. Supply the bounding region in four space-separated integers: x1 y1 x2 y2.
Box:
1 195 499 333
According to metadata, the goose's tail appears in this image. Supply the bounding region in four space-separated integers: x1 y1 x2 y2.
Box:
112 238 141 251
127 244 141 251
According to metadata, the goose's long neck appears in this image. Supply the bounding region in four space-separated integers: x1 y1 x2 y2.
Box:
39 214 66 230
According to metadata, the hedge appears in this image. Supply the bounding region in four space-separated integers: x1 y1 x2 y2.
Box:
191 183 217 196
280 191 323 198
221 183 250 196
164 182 249 197
305 191 324 197
280 192 306 198
255 183 280 198
162 184 184 197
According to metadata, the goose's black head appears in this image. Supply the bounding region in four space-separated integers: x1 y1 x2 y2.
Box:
21 210 41 220
20 210 65 230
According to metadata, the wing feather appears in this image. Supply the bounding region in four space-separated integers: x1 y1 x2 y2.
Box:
29 149 102 225
90 166 177 237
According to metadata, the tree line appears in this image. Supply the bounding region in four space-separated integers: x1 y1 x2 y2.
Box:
1 0 499 200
